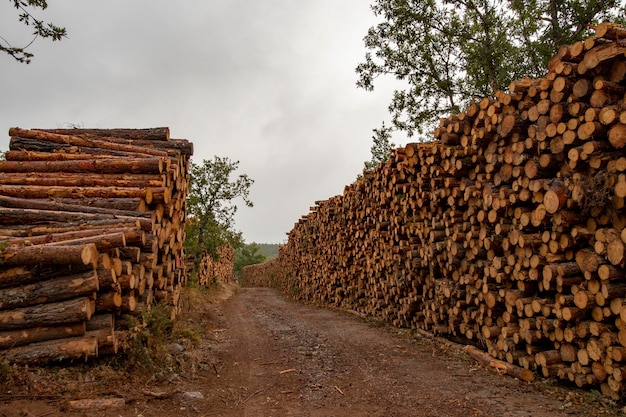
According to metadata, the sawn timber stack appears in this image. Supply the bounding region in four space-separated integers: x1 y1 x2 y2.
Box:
243 23 626 400
0 127 193 364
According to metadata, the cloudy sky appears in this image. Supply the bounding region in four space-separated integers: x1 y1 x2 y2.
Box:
0 1 405 244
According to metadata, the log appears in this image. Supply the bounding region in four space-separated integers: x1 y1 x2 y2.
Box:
66 398 126 411
0 336 98 364
0 172 167 188
0 217 151 237
0 185 156 202
0 244 98 268
609 124 626 149
4 150 121 161
36 127 170 141
41 232 129 252
0 297 94 330
7 136 162 159
595 22 626 41
0 322 85 350
86 313 114 331
0 158 165 174
0 207 141 225
0 263 94 289
85 314 117 355
8 127 169 157
94 292 123 312
6 227 144 248
37 197 147 211
463 344 534 381
33 128 195 155
0 269 99 310
579 42 626 73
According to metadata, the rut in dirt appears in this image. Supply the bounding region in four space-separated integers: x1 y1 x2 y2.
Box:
202 287 591 417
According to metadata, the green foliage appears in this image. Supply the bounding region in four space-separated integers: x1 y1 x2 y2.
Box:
185 156 254 269
0 240 6 266
2 1 67 64
357 0 626 139
116 306 168 373
255 243 279 260
364 122 395 171
234 242 267 279
0 360 12 383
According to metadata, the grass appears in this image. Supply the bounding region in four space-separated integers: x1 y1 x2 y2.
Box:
110 299 202 381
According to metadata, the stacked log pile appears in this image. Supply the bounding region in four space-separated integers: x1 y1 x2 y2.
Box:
243 23 626 399
195 246 235 285
0 127 193 364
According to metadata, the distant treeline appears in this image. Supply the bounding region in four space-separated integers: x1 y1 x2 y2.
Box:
253 243 279 260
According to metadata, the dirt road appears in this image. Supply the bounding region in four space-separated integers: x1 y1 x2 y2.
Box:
193 287 618 417
0 287 620 416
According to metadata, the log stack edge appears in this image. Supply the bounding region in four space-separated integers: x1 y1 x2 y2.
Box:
0 127 193 364
193 246 235 286
243 23 626 400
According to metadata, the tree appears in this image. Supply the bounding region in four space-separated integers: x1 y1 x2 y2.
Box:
2 0 66 63
364 122 395 171
185 156 254 269
356 0 626 139
234 243 266 280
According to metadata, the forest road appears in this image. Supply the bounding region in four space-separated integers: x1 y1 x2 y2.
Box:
191 287 606 417
0 286 618 417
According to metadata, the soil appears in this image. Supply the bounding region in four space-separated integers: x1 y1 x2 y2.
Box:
0 285 623 417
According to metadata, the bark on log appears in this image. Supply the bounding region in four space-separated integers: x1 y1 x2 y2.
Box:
0 218 151 238
6 227 144 248
66 398 126 411
0 195 151 218
43 197 146 212
85 313 116 355
0 322 85 350
0 336 98 364
9 127 169 157
0 158 165 174
36 127 170 141
0 172 167 190
0 207 144 226
0 297 94 330
0 244 98 267
0 269 98 310
4 150 120 161
41 231 128 252
463 344 534 381
0 185 157 202
0 264 94 289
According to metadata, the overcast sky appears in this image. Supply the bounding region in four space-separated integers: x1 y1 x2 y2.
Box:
0 1 405 244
